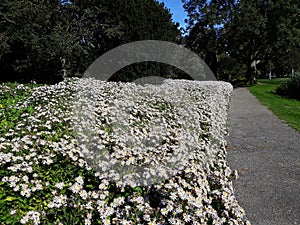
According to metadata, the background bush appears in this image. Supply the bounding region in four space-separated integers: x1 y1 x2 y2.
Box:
276 72 300 100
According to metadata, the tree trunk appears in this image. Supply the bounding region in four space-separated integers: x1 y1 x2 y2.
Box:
246 63 255 84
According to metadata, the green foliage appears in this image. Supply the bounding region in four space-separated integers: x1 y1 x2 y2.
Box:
108 62 193 83
183 0 236 77
0 83 36 134
223 0 268 83
0 0 181 84
183 0 300 83
264 0 300 76
100 0 183 82
217 54 246 81
0 0 111 83
276 73 300 100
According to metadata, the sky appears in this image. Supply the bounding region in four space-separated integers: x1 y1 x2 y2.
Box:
158 0 188 28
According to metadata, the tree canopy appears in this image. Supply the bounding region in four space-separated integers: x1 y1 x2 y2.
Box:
2 0 299 83
0 0 181 83
183 0 300 83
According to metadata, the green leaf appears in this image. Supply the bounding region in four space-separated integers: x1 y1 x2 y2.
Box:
5 196 17 202
28 106 34 114
1 119 8 126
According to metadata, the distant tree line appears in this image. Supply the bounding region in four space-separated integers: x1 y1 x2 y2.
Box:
0 0 183 84
183 0 300 84
1 0 300 84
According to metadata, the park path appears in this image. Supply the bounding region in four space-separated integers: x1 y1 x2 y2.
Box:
226 88 300 225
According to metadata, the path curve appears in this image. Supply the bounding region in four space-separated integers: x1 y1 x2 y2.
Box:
226 88 300 225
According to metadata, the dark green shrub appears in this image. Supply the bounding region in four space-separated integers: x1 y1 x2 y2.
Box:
276 72 300 100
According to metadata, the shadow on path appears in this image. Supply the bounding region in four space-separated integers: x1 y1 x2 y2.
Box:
227 88 300 225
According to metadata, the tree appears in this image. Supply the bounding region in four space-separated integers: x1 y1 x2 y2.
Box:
184 0 300 83
183 0 237 77
223 0 268 83
96 0 182 82
217 53 246 82
224 0 300 81
263 0 300 76
0 0 181 83
0 0 104 83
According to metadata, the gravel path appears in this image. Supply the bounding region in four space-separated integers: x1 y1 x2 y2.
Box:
226 88 300 225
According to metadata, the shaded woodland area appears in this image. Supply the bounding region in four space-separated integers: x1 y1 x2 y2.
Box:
1 0 300 84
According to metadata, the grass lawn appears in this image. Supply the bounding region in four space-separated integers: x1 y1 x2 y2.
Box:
248 78 300 132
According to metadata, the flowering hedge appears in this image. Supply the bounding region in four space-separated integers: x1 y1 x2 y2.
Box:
0 79 250 225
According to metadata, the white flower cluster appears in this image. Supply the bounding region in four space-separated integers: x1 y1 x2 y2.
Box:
71 79 232 187
20 211 41 225
0 78 250 224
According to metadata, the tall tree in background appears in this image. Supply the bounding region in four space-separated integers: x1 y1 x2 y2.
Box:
224 0 300 82
93 0 182 82
223 0 268 83
0 0 102 83
183 0 300 83
183 0 237 77
264 0 300 76
0 0 181 83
